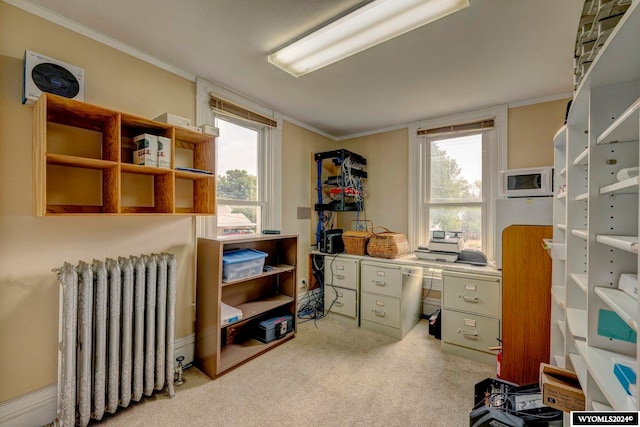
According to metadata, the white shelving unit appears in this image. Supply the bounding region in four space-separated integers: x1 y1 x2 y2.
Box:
550 124 568 368
550 0 640 414
571 273 589 294
566 308 588 341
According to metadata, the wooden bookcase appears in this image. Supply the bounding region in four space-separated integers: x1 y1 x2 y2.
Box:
195 234 298 378
32 93 216 215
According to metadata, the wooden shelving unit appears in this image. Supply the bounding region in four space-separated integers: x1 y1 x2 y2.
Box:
195 234 298 378
33 93 216 215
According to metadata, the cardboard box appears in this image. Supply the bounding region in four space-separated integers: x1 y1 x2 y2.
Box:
220 302 243 327
199 124 220 137
133 134 158 167
154 112 191 127
539 363 585 412
157 136 171 169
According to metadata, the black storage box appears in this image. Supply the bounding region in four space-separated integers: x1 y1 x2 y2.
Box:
255 314 293 343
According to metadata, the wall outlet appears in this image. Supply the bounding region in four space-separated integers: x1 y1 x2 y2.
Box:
299 277 307 290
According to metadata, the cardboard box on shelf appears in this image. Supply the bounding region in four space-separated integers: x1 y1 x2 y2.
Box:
199 124 220 136
539 363 585 412
154 112 191 127
220 302 242 327
133 134 158 167
157 136 172 169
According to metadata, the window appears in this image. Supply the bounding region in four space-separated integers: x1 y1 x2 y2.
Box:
196 78 282 238
426 133 484 250
215 118 262 236
408 105 507 261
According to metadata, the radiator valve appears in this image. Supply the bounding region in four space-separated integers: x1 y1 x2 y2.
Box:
175 356 185 386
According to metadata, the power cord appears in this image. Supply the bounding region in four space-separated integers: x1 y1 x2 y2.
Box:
298 253 343 328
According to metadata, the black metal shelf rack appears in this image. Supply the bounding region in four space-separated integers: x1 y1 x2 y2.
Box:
314 149 367 213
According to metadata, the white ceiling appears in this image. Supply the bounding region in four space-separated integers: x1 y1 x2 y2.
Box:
24 0 584 139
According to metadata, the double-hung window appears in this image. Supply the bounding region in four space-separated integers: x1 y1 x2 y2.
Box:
196 78 282 238
215 118 262 236
408 105 507 261
425 132 485 250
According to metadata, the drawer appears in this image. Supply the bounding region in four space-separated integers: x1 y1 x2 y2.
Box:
442 309 500 354
361 292 400 328
325 285 357 318
443 273 500 317
324 258 359 290
361 263 402 297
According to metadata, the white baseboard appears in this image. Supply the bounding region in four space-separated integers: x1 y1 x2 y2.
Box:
0 383 57 427
0 334 196 427
174 333 195 368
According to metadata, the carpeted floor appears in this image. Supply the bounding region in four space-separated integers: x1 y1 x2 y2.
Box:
94 317 495 426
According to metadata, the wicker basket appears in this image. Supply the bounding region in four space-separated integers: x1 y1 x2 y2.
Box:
366 226 409 259
342 220 373 255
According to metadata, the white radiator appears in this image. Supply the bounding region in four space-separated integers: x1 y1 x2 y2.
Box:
56 253 177 426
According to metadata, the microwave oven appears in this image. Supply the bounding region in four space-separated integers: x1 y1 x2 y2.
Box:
501 167 553 197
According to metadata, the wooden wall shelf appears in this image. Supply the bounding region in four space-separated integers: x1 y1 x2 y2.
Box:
32 93 216 216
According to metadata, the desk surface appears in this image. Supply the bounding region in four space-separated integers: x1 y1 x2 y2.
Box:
312 251 501 278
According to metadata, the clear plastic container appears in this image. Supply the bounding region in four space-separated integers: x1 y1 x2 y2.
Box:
222 248 268 282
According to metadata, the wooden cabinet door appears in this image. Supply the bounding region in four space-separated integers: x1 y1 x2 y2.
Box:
501 225 553 385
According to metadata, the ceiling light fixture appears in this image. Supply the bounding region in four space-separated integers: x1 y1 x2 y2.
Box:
268 0 470 78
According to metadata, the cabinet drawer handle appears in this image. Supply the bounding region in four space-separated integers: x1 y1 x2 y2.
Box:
459 329 478 339
335 301 344 307
373 280 387 286
462 295 478 303
336 291 343 297
335 274 345 280
373 309 386 317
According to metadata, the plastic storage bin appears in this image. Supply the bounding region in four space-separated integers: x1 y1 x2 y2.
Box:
255 314 293 343
222 249 268 282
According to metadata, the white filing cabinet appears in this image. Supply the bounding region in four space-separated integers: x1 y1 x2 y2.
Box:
360 260 422 339
441 271 501 364
324 255 360 326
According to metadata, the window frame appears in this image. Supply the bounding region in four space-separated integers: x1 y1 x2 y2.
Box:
423 132 487 251
195 77 282 238
408 105 507 262
215 116 265 236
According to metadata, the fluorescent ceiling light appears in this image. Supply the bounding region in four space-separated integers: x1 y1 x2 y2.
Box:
268 0 470 77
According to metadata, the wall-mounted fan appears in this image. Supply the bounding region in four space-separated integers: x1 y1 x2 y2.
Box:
23 50 84 105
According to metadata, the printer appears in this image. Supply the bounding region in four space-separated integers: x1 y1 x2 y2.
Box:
415 230 488 266
415 231 463 262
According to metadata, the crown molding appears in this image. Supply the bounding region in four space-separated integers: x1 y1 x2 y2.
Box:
4 0 196 81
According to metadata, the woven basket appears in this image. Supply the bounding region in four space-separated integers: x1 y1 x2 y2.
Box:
342 220 373 255
366 226 409 259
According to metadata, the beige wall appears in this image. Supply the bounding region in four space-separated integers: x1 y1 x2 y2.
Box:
339 128 409 235
0 3 197 402
508 98 570 169
281 121 335 281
